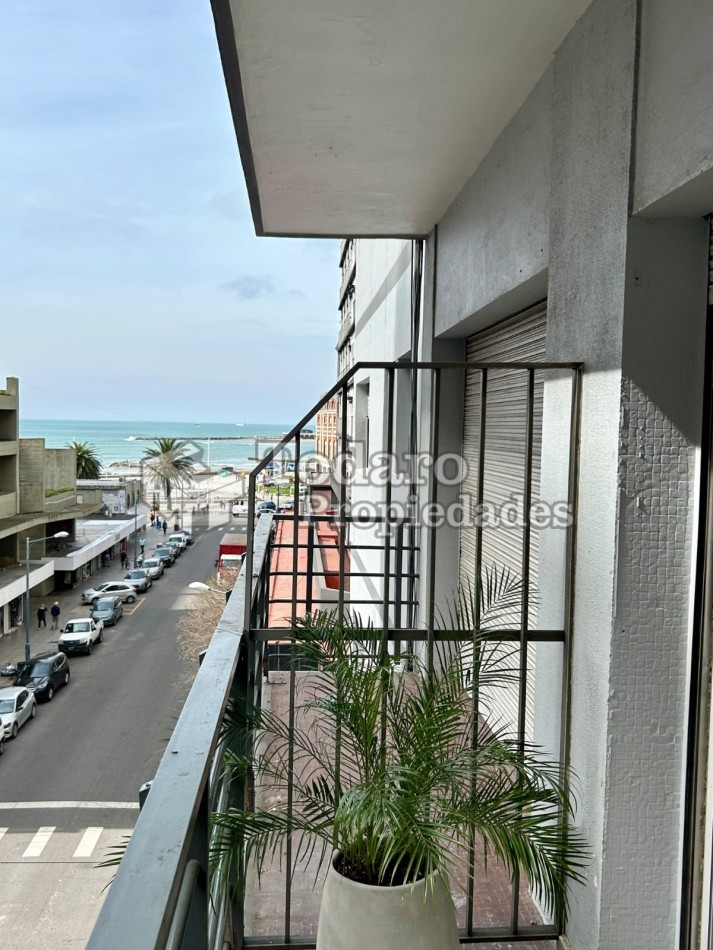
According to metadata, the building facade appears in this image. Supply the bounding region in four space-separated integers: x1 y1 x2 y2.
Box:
314 395 339 464
0 378 148 632
89 2 713 948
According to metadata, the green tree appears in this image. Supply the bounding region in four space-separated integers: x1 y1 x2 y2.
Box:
68 440 102 480
213 578 589 923
142 438 195 511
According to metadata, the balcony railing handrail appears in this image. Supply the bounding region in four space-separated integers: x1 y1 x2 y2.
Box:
87 513 274 950
249 359 582 481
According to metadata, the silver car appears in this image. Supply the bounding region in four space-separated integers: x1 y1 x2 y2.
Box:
81 581 138 605
0 687 37 739
141 557 164 579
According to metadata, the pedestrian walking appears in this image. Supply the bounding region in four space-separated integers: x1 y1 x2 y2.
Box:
139 537 146 553
50 601 61 630
156 517 161 530
120 551 127 569
150 511 155 527
162 520 168 535
37 604 47 628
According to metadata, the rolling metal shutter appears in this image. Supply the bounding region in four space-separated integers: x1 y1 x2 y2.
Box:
459 300 547 741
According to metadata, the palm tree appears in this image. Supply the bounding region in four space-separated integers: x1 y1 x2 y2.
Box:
142 438 195 511
68 440 102 479
212 580 589 924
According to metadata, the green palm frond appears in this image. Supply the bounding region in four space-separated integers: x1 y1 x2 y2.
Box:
211 570 589 923
142 437 195 508
68 440 102 479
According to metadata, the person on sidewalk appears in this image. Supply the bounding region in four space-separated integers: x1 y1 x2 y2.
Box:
139 537 146 554
50 602 61 630
156 517 161 530
162 520 168 535
37 604 47 628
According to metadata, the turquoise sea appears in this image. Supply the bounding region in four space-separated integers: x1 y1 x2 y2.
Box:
20 419 302 472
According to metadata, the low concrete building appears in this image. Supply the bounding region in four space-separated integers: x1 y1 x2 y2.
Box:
0 377 122 634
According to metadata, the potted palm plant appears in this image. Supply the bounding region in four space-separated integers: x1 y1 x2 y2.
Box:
212 574 588 949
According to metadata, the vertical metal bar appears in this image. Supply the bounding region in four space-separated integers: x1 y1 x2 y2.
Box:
406 243 424 635
243 472 257 637
426 368 441 681
284 436 301 943
335 383 349 809
381 369 395 752
557 366 582 934
179 783 209 950
338 383 349 625
466 367 487 937
291 434 302 622
306 521 315 614
394 521 404 658
227 644 249 949
511 368 535 934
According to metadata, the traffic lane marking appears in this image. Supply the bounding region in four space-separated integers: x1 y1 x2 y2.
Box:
0 801 139 810
73 826 103 858
23 826 55 857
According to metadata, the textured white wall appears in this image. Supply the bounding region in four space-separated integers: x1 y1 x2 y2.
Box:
634 0 713 215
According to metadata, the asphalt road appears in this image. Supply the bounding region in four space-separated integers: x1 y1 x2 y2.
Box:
0 510 228 947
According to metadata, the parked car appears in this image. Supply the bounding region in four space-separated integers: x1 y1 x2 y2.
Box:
0 687 36 738
165 540 183 559
168 533 187 551
153 547 176 567
82 581 138 605
59 618 104 655
124 568 152 593
179 528 194 545
278 501 295 512
13 652 70 701
141 557 164 579
91 596 123 626
257 500 277 513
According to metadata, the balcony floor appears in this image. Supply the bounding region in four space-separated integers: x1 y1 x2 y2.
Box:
244 674 554 949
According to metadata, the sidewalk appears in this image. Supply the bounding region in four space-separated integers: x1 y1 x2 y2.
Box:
0 562 131 669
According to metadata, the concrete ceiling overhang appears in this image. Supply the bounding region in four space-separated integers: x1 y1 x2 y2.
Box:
211 0 590 238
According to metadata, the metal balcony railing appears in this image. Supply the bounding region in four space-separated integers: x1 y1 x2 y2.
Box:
89 358 581 950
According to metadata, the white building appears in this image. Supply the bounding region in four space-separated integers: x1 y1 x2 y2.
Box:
178 2 713 947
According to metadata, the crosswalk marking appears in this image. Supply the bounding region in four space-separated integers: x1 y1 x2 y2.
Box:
23 826 55 857
73 826 103 858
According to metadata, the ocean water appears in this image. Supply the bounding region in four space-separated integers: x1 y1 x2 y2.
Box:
20 419 307 472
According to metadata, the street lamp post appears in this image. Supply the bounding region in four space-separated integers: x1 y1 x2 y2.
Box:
134 461 144 569
25 530 69 663
189 581 231 603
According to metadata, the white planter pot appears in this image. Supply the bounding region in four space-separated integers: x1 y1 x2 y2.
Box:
316 853 460 950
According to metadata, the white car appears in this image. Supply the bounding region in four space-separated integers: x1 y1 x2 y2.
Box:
0 687 37 739
141 557 164 579
82 582 137 605
58 618 104 655
168 533 187 551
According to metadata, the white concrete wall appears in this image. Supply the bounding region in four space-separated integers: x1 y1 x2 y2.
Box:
634 0 713 216
346 239 413 628
343 0 713 945
423 0 712 943
435 70 551 338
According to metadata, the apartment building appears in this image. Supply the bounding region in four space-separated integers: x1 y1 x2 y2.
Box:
0 378 147 630
91 2 713 948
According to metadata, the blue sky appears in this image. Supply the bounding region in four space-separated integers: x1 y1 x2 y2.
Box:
0 0 339 423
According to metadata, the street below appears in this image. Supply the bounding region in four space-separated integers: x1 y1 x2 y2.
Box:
0 509 229 947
